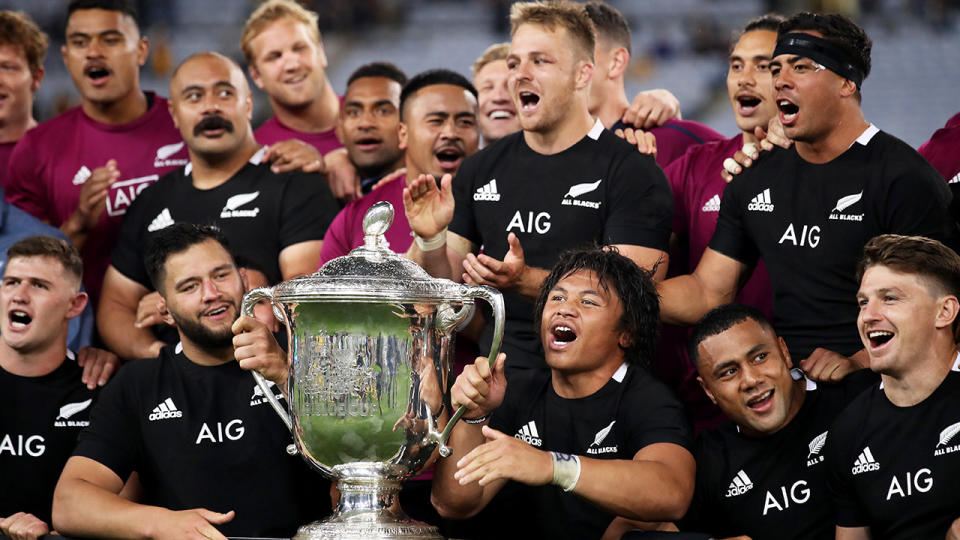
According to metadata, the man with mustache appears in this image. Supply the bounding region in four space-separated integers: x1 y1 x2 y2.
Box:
321 69 479 263
404 1 672 379
54 223 326 539
97 52 338 361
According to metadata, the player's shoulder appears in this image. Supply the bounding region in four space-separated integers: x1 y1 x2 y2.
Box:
829 377 883 435
20 106 84 143
619 364 683 405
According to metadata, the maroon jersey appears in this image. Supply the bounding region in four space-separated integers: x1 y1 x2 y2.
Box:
254 115 343 156
0 141 15 187
611 118 725 169
919 112 960 183
3 93 187 302
319 175 409 265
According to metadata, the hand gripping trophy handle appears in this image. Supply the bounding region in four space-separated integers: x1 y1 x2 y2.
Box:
430 284 505 457
240 287 298 455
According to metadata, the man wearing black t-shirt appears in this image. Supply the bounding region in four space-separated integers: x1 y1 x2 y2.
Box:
432 248 694 539
675 304 877 540
658 13 956 372
0 237 95 540
98 51 338 361
404 1 672 377
827 235 960 539
53 223 325 539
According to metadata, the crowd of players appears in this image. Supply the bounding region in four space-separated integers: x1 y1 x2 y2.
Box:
0 0 959 538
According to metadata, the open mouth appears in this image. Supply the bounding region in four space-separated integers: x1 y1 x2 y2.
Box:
867 330 894 349
204 305 230 319
84 65 111 85
9 310 32 329
355 136 382 150
488 109 516 121
550 324 577 346
283 73 308 85
519 91 540 111
434 147 464 170
736 95 762 114
778 99 799 123
746 389 774 411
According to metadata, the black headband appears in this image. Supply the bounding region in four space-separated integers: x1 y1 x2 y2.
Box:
772 32 865 90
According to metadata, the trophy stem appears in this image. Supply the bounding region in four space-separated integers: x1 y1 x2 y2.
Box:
293 465 443 539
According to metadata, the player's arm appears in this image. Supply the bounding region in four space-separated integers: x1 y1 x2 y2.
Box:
614 244 669 283
97 266 165 360
53 456 233 539
278 240 323 280
658 248 747 325
836 526 871 540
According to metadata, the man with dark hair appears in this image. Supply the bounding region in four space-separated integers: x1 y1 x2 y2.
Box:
672 303 876 539
53 223 326 539
432 247 693 539
0 10 46 185
3 0 188 304
827 234 960 539
98 52 338 361
320 68 478 263
404 1 672 379
658 12 955 373
336 62 407 195
584 1 723 168
0 236 96 540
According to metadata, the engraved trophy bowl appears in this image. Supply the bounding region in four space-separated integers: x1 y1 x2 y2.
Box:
242 202 504 539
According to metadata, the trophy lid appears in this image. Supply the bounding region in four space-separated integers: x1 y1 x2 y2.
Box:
269 202 469 303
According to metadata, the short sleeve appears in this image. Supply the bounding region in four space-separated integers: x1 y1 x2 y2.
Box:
678 436 722 534
72 368 140 481
278 171 339 249
879 166 955 244
4 134 51 221
708 178 759 266
603 152 672 251
449 154 481 246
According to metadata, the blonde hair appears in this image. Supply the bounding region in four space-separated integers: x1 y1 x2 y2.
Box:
240 0 321 65
0 11 48 74
509 1 595 63
472 42 510 79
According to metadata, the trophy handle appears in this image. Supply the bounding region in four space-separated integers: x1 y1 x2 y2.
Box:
432 284 504 457
241 287 296 444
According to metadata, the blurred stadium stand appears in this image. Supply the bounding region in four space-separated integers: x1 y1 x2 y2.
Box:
2 0 957 147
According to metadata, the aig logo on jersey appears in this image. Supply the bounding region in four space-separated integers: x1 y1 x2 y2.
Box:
828 191 864 222
747 188 774 212
221 192 261 218
515 421 542 447
561 179 602 209
586 420 617 455
474 179 501 201
852 446 880 474
934 420 960 456
107 175 159 217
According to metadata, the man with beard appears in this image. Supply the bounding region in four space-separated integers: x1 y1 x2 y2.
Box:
53 223 325 539
321 69 478 263
658 13 955 371
97 52 338 360
404 1 672 379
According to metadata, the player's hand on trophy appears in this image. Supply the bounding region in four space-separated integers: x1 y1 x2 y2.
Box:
615 126 657 158
264 138 325 175
402 173 454 239
451 353 507 420
800 348 857 383
67 159 119 234
152 508 233 540
0 511 49 540
454 425 552 487
232 315 288 387
76 346 121 389
621 88 681 130
462 233 527 291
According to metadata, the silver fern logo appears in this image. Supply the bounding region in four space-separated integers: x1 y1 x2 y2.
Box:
938 421 960 447
58 399 93 420
935 421 960 457
586 420 618 455
808 431 828 457
220 191 261 218
829 191 865 222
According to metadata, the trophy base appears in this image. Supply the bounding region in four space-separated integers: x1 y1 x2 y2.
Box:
294 520 442 540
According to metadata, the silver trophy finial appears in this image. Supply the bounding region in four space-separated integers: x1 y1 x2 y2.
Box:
363 201 394 235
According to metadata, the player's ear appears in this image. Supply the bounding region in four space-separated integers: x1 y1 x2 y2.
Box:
698 375 718 405
575 59 594 91
839 78 858 98
935 295 959 331
248 65 265 90
608 47 629 79
158 297 175 327
778 336 793 369
239 267 250 291
66 291 88 320
398 122 408 151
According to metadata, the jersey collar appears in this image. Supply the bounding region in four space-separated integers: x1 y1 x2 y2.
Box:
587 118 604 141
183 146 268 176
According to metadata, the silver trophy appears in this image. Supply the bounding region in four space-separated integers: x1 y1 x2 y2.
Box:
242 202 504 539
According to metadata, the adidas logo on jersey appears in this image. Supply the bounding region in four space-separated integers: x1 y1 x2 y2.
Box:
828 190 864 222
148 208 174 232
807 431 828 467
949 173 960 184
747 188 774 212
149 398 183 421
72 166 92 185
221 191 261 218
474 180 501 201
515 421 542 447
53 398 93 428
852 446 880 474
935 420 960 456
701 194 721 212
586 420 618 455
725 470 753 497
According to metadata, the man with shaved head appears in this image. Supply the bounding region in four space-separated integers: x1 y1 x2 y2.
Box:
97 52 338 360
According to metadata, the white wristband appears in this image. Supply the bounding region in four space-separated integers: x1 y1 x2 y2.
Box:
551 452 581 492
414 228 447 251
